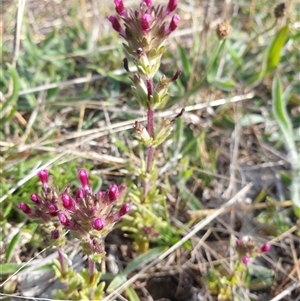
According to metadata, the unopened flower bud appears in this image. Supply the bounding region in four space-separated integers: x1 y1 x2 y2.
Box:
59 213 70 227
216 20 231 39
108 184 119 202
92 218 105 231
167 14 180 34
274 3 286 18
142 0 152 8
118 203 130 217
242 256 250 265
114 0 126 16
165 0 178 15
18 202 33 214
98 191 105 199
61 193 74 211
75 188 84 201
108 16 125 36
37 170 49 187
48 204 58 216
260 243 271 253
51 229 60 240
30 193 40 203
78 169 90 191
141 13 152 32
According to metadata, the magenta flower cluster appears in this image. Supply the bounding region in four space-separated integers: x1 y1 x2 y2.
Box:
18 169 130 259
235 236 271 265
109 0 179 45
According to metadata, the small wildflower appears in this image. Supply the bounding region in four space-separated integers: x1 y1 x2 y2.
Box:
78 169 90 191
18 202 33 214
48 204 58 216
61 193 74 211
75 188 84 201
108 183 119 203
116 203 131 220
142 0 152 8
242 256 251 265
164 0 178 15
108 15 125 37
59 213 70 227
260 243 271 253
140 13 152 32
114 0 126 16
92 218 105 231
166 14 180 34
37 169 49 187
30 193 40 203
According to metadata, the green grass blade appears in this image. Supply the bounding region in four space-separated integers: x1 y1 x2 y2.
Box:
5 231 21 263
272 75 300 217
267 25 290 72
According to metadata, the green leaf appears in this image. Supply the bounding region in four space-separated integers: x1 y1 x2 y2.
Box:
5 231 21 263
125 287 140 301
272 75 293 146
240 114 265 127
0 263 26 275
178 45 192 78
272 75 300 217
1 64 20 119
107 246 166 292
212 78 236 91
267 25 290 72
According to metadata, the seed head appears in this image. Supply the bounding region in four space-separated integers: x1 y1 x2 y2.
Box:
216 20 231 39
274 3 286 18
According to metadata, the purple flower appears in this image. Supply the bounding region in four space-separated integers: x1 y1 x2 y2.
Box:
118 203 130 217
114 0 126 16
61 193 74 211
78 169 90 191
30 193 40 203
18 202 33 215
242 256 250 265
260 243 271 253
108 184 119 203
75 188 84 201
140 13 152 32
165 0 178 15
37 169 49 187
167 14 180 34
92 218 105 231
142 0 152 8
59 213 70 227
48 204 59 216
